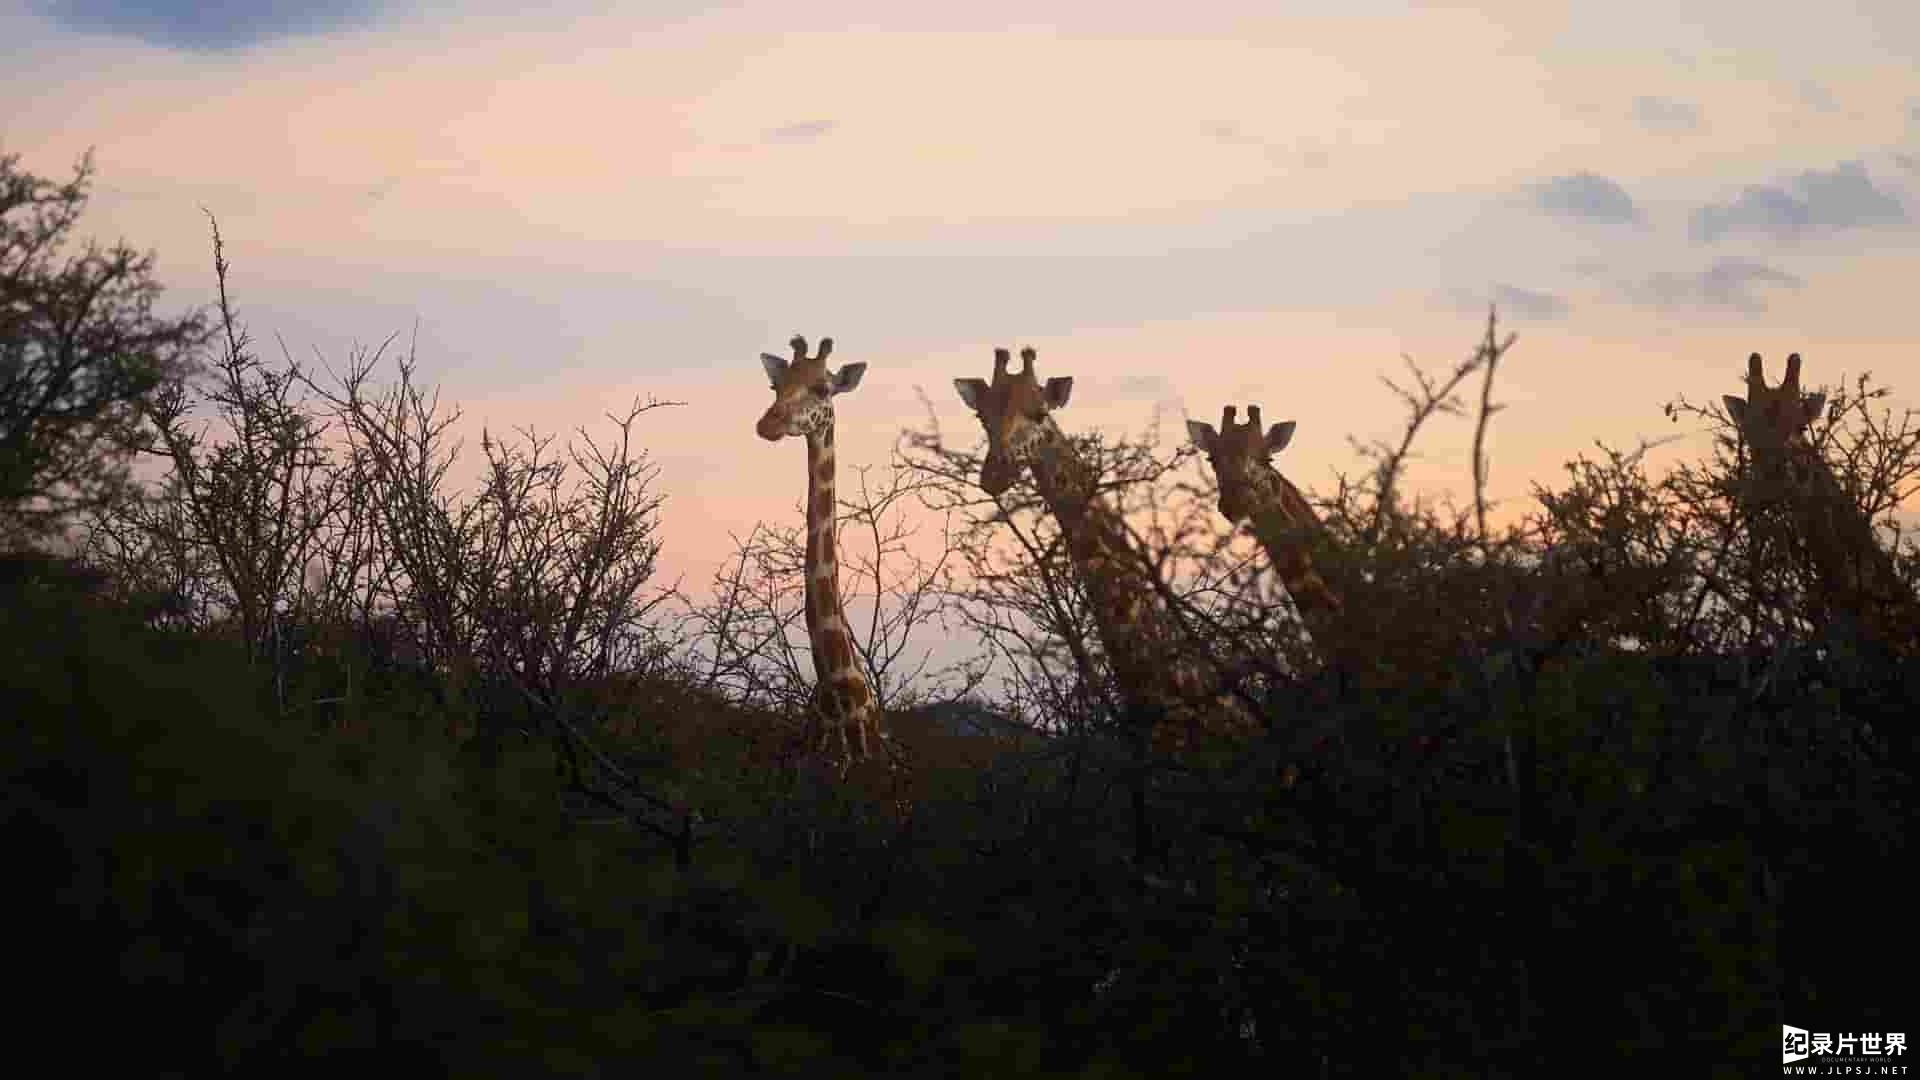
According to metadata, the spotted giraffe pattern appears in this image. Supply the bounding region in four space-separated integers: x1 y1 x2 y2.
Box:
955 347 1258 754
1188 404 1343 621
757 335 890 766
1723 351 1919 655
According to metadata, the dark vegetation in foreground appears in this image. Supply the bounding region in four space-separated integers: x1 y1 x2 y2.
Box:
4 148 1914 1076
8 558 1913 1076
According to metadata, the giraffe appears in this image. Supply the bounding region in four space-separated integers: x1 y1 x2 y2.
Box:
1183 403 1371 783
1722 351 1919 656
953 346 1259 755
756 334 891 769
1186 405 1343 629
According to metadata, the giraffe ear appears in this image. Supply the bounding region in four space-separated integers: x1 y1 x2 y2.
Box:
1803 392 1825 422
1186 420 1218 453
1722 395 1748 425
1043 377 1074 410
954 378 989 410
761 352 789 386
832 362 867 394
1265 421 1297 454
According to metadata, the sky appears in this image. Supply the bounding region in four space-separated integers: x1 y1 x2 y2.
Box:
8 0 1919 630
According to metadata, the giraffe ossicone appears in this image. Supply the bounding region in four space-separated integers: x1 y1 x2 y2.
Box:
1721 352 1825 442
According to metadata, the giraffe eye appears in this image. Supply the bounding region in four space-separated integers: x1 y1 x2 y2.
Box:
812 384 831 398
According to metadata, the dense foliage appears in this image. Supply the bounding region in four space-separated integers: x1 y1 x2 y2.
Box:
7 566 1910 1075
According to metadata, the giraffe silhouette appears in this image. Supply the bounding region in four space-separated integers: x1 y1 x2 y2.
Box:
954 346 1258 755
1187 404 1343 628
756 335 893 767
1722 351 1919 656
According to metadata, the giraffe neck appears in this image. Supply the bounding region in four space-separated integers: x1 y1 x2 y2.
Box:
1026 423 1253 749
1776 433 1917 650
1242 461 1343 634
804 426 878 743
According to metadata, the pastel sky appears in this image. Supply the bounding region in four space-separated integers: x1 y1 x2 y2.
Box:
8 0 1919 606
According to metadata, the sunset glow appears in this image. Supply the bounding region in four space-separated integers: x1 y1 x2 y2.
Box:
8 0 1916 594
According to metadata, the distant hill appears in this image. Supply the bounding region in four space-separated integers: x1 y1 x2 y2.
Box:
902 697 1030 739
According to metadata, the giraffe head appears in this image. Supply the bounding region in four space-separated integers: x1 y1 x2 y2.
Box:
952 346 1074 496
756 335 867 441
1187 404 1298 524
1722 352 1826 461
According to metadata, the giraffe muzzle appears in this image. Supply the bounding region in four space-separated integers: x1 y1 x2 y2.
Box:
981 452 1021 496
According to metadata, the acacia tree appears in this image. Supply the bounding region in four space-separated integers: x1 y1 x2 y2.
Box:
682 453 982 716
145 213 342 668
0 148 210 544
299 339 683 738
